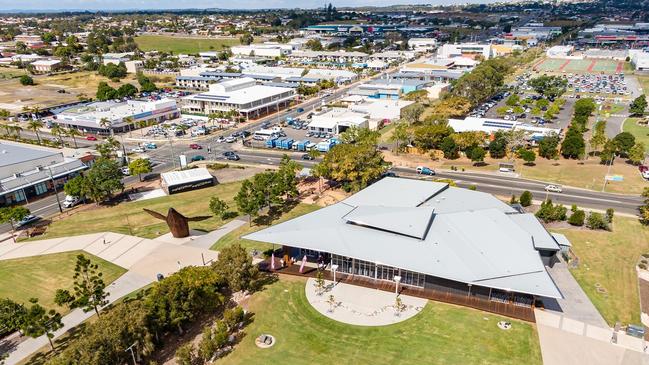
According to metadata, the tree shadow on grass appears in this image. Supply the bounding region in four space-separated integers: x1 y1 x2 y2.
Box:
252 200 299 227
23 322 88 365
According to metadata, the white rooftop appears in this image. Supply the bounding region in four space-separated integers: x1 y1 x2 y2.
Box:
161 167 213 186
185 77 294 106
244 178 563 298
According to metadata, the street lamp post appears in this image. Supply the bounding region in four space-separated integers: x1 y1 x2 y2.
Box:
331 264 338 285
168 135 177 168
46 167 63 213
394 275 401 295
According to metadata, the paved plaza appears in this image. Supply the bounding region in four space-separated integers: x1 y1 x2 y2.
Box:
305 278 427 326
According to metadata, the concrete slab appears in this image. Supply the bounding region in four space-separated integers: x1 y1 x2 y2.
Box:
304 278 427 326
537 324 631 365
127 243 218 280
563 316 586 336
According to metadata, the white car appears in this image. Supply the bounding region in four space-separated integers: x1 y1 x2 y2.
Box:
62 195 80 208
131 147 145 153
121 166 131 175
544 184 563 193
225 136 236 143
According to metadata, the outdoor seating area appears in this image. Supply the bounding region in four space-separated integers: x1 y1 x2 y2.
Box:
260 258 537 322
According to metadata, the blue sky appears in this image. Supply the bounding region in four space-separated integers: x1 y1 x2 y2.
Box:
0 0 494 11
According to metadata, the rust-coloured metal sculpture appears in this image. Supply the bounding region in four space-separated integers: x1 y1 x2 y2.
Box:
144 208 211 238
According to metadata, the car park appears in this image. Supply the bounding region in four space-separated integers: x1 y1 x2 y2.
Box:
416 166 435 176
544 184 563 193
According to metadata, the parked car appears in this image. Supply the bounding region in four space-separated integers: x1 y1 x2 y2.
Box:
191 155 205 162
216 136 226 143
225 136 236 143
121 166 130 175
416 166 435 176
544 184 563 193
189 143 202 150
16 215 40 228
131 147 145 153
85 135 97 141
144 142 157 149
62 195 80 208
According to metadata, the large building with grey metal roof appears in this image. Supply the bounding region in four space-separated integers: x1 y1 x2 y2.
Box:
244 177 566 311
0 142 87 207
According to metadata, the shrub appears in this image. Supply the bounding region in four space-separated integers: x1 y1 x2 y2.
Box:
605 208 614 224
223 306 245 330
535 199 567 223
568 210 585 226
175 343 197 365
19 75 34 86
586 212 609 230
519 191 532 207
510 194 518 204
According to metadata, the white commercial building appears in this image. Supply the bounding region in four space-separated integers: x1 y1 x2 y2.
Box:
288 50 369 63
31 59 62 73
181 78 296 119
308 108 369 134
54 98 179 134
546 45 574 58
230 44 291 58
438 43 493 59
408 38 438 52
448 117 561 140
629 50 649 71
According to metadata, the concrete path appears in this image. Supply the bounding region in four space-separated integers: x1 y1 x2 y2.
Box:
536 310 649 365
0 221 242 364
3 271 152 365
544 257 609 328
154 218 247 250
304 278 427 326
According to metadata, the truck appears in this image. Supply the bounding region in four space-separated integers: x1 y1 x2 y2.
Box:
278 138 294 150
295 140 310 152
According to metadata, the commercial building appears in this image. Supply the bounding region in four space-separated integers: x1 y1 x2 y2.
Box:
31 59 63 73
245 178 564 319
438 43 493 60
54 99 179 134
181 78 296 119
349 78 431 100
448 117 561 140
288 50 369 64
230 44 291 58
408 38 438 52
629 50 649 71
102 52 134 65
307 108 369 134
161 168 215 195
546 45 574 58
0 142 87 206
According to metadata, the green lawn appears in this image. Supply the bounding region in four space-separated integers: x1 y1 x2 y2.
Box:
623 118 649 147
39 182 242 240
211 203 320 253
135 35 242 54
552 216 649 326
217 277 542 365
0 251 126 313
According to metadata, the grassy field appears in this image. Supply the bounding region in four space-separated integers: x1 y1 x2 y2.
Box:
216 276 542 365
552 217 649 326
0 251 125 312
434 155 646 195
0 67 27 79
638 75 649 96
135 35 242 54
623 118 649 147
38 182 242 240
210 203 320 253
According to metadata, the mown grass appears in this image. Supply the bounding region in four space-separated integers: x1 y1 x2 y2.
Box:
38 182 242 240
216 276 542 365
210 203 320 253
0 251 126 313
135 35 242 54
552 216 649 326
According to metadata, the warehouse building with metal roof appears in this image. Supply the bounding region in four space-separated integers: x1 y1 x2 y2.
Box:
244 177 565 319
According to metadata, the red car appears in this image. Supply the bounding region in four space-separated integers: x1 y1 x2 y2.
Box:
86 135 97 141
189 143 202 150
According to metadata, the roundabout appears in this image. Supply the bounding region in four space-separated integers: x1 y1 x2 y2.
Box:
304 278 427 326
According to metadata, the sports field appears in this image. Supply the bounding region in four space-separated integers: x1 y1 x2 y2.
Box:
135 35 242 54
533 58 623 74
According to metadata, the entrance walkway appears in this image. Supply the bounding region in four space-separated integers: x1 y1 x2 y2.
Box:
0 219 245 365
304 278 426 326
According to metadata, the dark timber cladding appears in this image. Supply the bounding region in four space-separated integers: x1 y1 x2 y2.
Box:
245 177 567 321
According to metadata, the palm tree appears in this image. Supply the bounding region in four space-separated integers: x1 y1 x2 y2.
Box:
137 120 147 136
207 112 219 128
12 125 22 139
67 127 81 149
123 117 134 136
50 124 65 148
99 117 113 137
27 119 44 144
